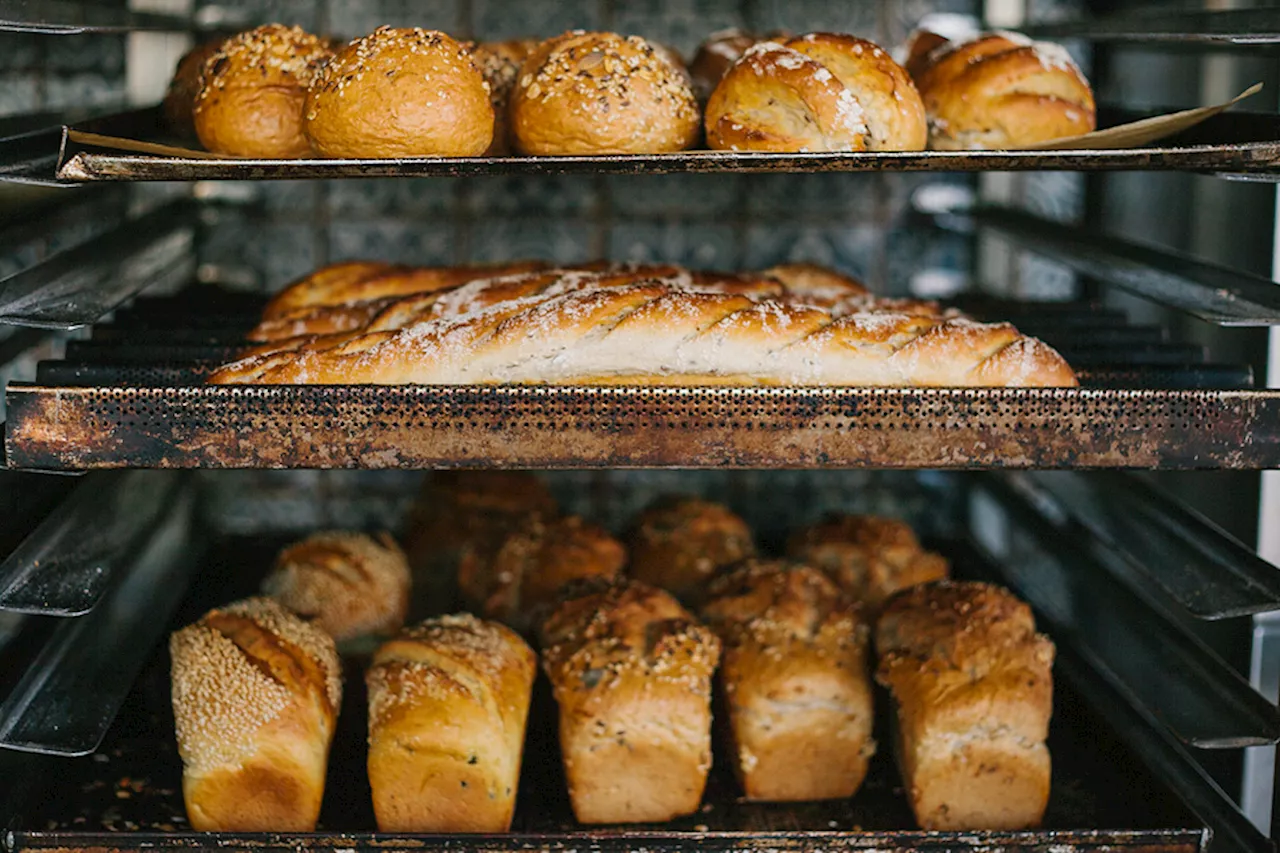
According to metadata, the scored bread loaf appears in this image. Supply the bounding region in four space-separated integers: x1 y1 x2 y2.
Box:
875 581 1055 830
209 281 1076 387
539 578 721 824
367 614 537 832
701 560 875 802
626 497 755 603
261 531 411 643
170 597 343 831
459 513 626 631
788 515 949 609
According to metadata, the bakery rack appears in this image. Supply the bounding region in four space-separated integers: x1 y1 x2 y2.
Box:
0 4 1279 853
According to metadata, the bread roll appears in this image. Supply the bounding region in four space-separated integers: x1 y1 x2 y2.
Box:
701 560 875 801
875 581 1055 830
510 31 700 155
459 514 626 631
539 578 721 824
471 40 538 155
193 24 334 158
706 34 926 153
262 531 410 644
367 614 537 832
689 29 763 103
208 282 1079 388
626 497 754 602
164 38 222 138
305 27 494 158
788 515 949 609
170 597 342 831
911 31 1095 149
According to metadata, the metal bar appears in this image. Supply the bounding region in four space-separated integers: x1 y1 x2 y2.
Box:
0 481 195 756
973 478 1280 748
954 206 1280 326
1003 472 1280 619
6 385 1280 470
1022 8 1280 46
0 0 190 33
0 199 197 330
0 470 183 615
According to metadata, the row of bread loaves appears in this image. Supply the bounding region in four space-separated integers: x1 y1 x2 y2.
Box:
167 22 1092 158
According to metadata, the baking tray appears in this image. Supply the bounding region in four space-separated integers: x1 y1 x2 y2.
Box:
22 106 1280 183
2 532 1207 853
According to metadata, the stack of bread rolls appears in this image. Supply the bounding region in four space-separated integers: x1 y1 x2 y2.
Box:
170 483 1055 832
207 259 1077 388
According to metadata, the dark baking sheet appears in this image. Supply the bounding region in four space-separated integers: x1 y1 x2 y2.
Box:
5 535 1205 853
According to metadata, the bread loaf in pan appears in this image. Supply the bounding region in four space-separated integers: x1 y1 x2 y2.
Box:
169 597 343 831
626 497 755 603
875 581 1055 830
701 560 875 802
539 578 721 824
367 614 537 832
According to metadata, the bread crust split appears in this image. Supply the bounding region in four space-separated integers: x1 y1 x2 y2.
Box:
367 614 537 832
169 597 343 831
701 560 875 801
540 578 721 824
875 581 1055 830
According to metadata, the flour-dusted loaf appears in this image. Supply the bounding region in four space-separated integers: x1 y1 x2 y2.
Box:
701 560 875 801
367 614 537 832
170 597 343 831
261 531 411 643
627 497 755 602
875 581 1055 830
459 513 626 630
788 515 949 609
209 280 1076 387
539 578 721 824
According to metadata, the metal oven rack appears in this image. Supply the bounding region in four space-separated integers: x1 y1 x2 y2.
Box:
0 5 1279 853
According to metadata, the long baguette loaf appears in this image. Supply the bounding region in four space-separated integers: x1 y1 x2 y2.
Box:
210 282 1075 387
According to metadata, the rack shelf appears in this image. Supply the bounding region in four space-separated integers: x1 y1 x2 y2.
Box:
0 0 190 34
1023 8 1280 47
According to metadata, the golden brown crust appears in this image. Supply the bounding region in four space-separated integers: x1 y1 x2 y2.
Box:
540 579 721 824
262 531 411 643
626 497 755 602
164 38 223 138
261 260 397 320
194 24 333 158
787 515 949 609
170 597 342 831
701 560 875 801
689 29 761 103
874 581 1055 830
305 27 494 158
912 32 1095 149
458 514 625 630
471 39 539 155
367 614 537 832
510 31 701 155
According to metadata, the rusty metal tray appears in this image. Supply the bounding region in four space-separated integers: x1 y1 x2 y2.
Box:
11 106 1280 184
0 531 1207 853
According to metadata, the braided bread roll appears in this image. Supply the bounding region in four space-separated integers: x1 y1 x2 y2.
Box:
209 281 1076 387
706 34 927 152
911 31 1095 149
367 614 536 832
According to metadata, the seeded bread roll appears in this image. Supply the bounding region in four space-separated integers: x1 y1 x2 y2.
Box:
510 31 701 155
261 531 411 644
459 514 626 631
170 597 343 831
164 38 223 138
194 25 333 158
305 26 494 158
788 515 949 609
705 34 926 153
626 497 755 602
701 560 875 801
367 614 537 832
540 578 721 824
875 581 1055 830
910 31 1095 149
471 39 538 155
